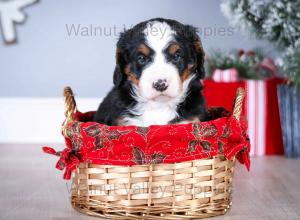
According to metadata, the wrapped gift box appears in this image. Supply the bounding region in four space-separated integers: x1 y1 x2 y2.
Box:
203 78 284 156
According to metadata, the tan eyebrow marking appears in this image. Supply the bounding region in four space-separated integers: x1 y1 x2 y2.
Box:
168 43 180 55
137 43 150 56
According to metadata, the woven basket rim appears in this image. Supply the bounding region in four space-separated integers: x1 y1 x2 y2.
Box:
71 110 233 129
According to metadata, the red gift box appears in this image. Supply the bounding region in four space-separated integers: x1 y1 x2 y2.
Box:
203 78 284 156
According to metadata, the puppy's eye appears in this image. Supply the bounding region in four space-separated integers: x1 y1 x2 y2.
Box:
137 54 147 65
173 52 182 63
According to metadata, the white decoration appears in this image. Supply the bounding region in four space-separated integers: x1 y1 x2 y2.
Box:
0 0 38 43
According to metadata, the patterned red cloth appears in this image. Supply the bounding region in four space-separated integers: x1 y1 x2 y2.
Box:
43 109 250 179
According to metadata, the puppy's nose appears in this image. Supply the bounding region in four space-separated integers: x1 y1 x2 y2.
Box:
152 79 168 92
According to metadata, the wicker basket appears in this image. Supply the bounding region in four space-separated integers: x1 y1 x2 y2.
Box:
62 87 245 220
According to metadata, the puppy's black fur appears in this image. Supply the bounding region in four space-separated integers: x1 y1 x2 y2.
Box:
94 18 206 125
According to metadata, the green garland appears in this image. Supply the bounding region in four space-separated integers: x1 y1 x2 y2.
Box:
206 49 275 79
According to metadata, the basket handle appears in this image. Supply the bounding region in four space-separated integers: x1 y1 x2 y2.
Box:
232 87 245 121
62 86 77 136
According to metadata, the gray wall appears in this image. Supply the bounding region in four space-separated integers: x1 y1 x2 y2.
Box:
0 0 274 98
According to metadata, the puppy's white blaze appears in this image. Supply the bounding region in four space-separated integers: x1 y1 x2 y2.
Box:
144 21 175 51
140 21 181 100
123 74 196 127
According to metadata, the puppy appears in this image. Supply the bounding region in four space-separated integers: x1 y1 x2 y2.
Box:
94 18 206 126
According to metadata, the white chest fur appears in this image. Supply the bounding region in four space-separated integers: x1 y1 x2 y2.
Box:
122 100 179 127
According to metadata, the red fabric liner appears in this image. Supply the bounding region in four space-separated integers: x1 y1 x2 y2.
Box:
43 109 250 180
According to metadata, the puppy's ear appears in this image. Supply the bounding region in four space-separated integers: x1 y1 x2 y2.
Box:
193 39 205 79
185 25 205 79
113 65 123 87
113 48 126 87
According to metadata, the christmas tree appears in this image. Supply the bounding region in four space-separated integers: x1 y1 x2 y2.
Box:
221 0 300 86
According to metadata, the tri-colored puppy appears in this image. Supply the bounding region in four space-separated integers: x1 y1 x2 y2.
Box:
94 18 206 126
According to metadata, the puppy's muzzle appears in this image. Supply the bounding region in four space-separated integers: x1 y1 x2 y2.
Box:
152 79 168 92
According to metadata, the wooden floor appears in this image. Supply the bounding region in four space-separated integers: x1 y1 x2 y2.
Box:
0 144 300 220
